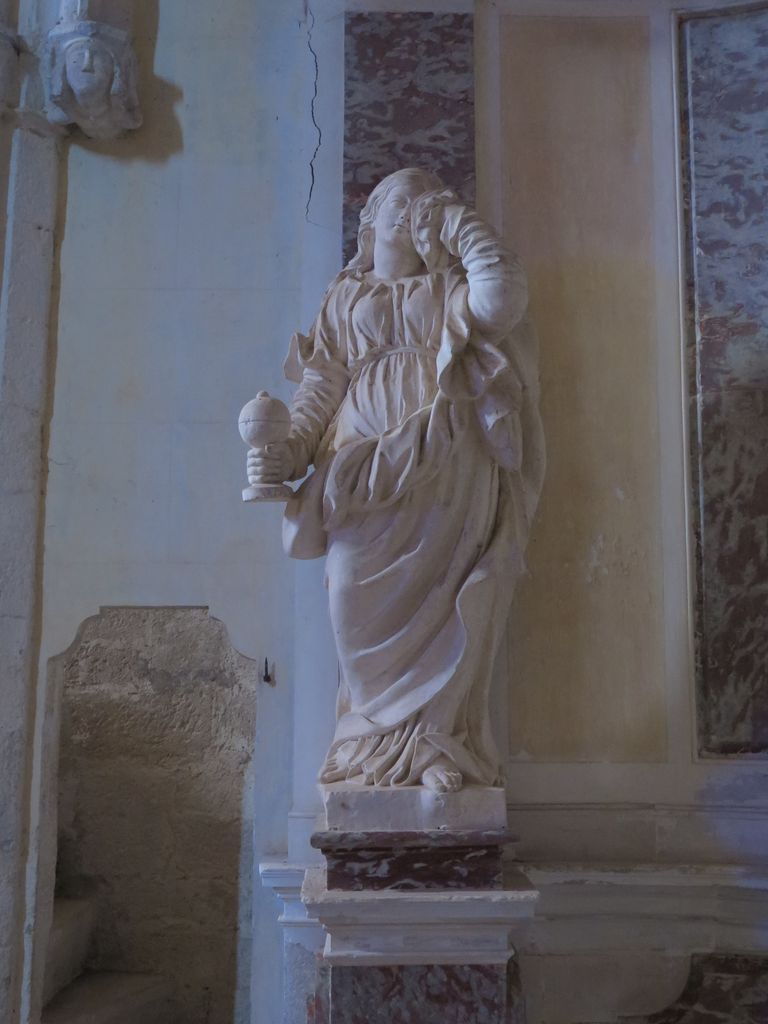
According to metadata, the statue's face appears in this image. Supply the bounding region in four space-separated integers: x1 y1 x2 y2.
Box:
65 39 114 111
374 184 422 250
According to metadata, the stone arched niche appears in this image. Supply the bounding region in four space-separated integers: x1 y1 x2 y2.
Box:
50 606 259 1024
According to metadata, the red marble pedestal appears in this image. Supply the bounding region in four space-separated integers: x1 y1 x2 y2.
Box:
302 828 537 1024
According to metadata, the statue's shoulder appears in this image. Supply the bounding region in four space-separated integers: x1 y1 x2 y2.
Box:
321 270 362 304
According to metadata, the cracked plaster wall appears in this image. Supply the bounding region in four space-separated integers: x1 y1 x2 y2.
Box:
35 1 340 1021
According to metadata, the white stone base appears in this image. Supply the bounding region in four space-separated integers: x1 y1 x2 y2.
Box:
320 783 508 832
259 862 323 951
301 866 537 966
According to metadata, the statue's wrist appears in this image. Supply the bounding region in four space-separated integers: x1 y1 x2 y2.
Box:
285 434 306 480
439 203 471 259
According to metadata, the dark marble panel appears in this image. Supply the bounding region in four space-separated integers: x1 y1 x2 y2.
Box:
681 9 768 756
628 953 768 1024
322 962 523 1024
344 12 475 263
313 823 518 888
698 388 768 754
324 843 504 892
312 828 514 891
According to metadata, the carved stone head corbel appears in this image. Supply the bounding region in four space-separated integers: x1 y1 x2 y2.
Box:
45 20 141 140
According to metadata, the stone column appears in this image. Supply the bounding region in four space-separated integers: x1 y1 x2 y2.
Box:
302 785 537 1023
0 1 60 1019
0 1 143 1018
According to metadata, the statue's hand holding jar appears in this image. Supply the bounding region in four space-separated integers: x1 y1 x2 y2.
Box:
247 442 296 486
238 390 298 501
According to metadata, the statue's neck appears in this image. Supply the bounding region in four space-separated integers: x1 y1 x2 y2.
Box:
372 240 424 281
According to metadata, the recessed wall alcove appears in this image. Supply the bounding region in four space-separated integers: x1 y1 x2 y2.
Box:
50 607 259 1024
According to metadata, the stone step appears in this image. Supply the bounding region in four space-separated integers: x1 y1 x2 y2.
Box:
41 972 175 1024
43 898 97 1006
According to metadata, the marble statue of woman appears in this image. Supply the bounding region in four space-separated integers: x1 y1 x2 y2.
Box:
249 168 545 793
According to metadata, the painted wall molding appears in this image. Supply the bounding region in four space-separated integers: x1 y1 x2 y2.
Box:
505 761 768 804
508 801 768 865
523 863 768 954
260 861 332 952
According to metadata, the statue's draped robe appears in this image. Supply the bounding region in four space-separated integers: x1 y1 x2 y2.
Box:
282 208 545 786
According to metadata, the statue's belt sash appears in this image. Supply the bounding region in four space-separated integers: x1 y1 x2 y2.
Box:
347 346 436 383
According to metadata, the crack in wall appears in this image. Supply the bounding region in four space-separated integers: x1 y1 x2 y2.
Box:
304 2 321 222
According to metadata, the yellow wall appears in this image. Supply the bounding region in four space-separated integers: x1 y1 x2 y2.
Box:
501 16 667 762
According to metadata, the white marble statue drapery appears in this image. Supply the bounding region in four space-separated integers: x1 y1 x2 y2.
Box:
251 168 545 793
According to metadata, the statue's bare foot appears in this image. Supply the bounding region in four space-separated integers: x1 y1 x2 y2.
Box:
422 760 463 793
323 740 360 780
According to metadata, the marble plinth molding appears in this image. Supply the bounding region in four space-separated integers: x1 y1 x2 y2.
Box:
311 828 514 892
302 865 536 966
321 783 508 833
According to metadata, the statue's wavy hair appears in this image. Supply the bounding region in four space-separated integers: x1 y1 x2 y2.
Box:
345 167 446 275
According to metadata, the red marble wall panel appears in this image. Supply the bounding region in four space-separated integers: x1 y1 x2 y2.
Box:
344 12 475 264
319 962 523 1024
681 9 768 756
